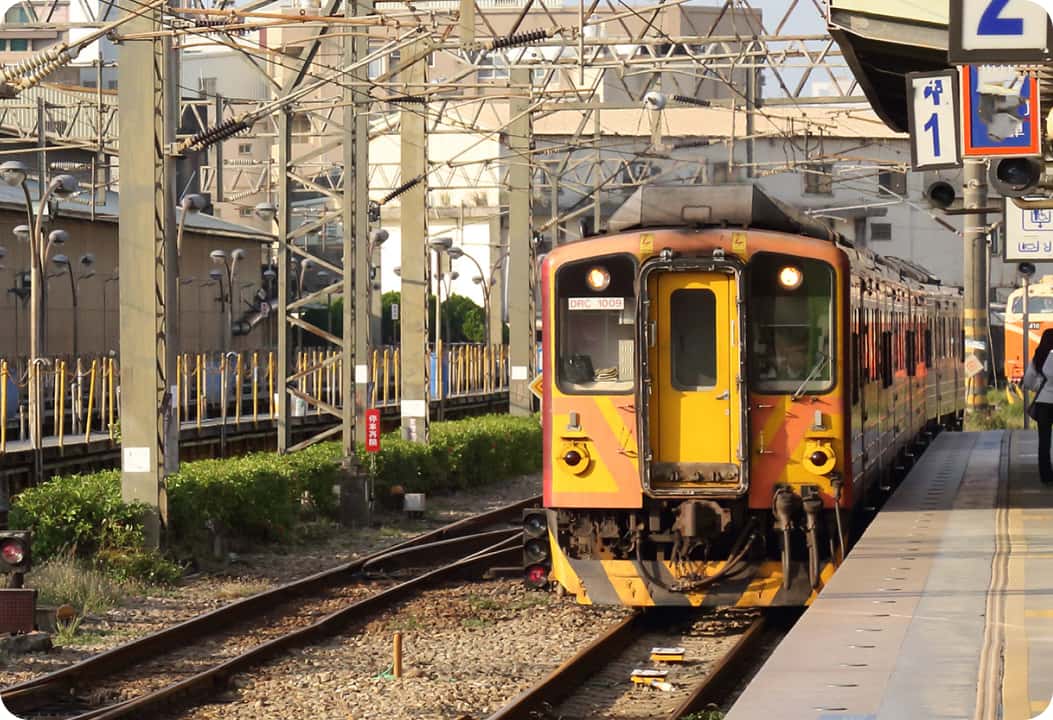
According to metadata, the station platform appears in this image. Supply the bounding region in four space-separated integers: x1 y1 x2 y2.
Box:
726 430 1053 720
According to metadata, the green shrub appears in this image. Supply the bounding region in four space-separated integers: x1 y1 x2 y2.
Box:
11 414 541 564
9 471 147 559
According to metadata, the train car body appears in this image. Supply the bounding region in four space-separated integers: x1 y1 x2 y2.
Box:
1004 276 1053 383
529 186 964 608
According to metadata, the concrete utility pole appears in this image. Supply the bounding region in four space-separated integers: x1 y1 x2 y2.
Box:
350 3 371 447
343 1 370 524
399 38 430 442
507 67 535 415
488 214 505 348
118 0 179 546
964 157 990 413
276 109 293 453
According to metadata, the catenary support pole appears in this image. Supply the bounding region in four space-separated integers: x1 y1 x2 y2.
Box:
118 0 178 546
964 158 989 414
507 67 535 415
399 38 430 442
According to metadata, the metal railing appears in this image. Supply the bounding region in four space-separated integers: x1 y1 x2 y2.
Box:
0 343 509 455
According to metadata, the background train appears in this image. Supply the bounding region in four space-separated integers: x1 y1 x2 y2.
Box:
523 185 965 607
1003 275 1053 384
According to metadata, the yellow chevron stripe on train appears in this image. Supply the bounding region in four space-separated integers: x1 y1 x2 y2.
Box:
521 185 965 607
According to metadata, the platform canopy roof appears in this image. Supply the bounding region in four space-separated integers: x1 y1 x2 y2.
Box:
828 0 951 133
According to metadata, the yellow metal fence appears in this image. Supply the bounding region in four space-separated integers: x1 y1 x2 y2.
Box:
0 344 508 455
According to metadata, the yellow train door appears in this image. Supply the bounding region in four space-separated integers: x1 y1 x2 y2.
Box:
648 271 744 494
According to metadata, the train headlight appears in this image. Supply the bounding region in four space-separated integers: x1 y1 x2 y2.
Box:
803 441 836 475
559 442 591 475
586 266 610 291
778 265 804 290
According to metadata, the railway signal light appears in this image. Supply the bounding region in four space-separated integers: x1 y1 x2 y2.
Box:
522 509 551 589
0 531 31 574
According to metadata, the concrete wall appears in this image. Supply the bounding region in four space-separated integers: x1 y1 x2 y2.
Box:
0 210 269 359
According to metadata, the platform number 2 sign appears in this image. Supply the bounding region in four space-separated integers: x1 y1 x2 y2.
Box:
950 0 1052 63
906 71 961 171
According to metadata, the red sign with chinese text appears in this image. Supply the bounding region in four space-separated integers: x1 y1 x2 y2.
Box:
365 409 381 453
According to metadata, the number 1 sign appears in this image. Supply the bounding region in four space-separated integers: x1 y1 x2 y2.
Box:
906 71 962 171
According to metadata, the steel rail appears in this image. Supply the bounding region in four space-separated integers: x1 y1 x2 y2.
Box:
2 494 540 714
486 612 782 720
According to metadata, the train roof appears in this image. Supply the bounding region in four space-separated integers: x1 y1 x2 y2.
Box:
607 184 840 243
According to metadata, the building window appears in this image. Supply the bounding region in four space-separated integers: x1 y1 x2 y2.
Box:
478 53 509 81
871 222 892 242
106 80 117 90
238 142 252 155
4 6 34 23
0 38 29 51
239 207 253 217
803 164 833 195
879 170 907 196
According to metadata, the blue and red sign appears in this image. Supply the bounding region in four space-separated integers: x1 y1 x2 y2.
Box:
365 408 381 453
961 65 1041 157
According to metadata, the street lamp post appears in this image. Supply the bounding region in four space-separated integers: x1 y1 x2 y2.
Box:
428 237 454 419
102 270 119 354
52 253 95 359
368 229 388 351
210 248 245 352
445 246 500 344
1 161 78 472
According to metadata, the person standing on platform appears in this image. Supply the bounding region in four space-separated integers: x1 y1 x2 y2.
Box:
1024 329 1053 485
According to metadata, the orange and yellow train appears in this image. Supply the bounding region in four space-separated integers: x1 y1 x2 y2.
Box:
524 186 964 607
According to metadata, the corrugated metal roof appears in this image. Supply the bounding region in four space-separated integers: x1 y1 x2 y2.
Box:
0 180 271 239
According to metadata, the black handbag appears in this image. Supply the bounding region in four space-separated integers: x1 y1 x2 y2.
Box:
1030 374 1047 421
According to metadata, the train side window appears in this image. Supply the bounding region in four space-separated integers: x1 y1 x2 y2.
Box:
925 327 933 367
851 332 860 405
906 330 916 377
881 331 893 388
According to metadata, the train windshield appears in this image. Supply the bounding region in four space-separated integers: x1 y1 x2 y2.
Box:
1011 296 1053 313
556 254 636 394
748 254 835 394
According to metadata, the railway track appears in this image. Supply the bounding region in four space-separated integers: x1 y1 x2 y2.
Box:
2 496 540 720
487 607 798 720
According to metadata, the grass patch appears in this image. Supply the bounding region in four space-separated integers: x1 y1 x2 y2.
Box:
213 579 271 601
467 595 502 612
965 388 1025 431
682 711 723 720
387 614 423 632
30 551 134 617
461 617 493 630
508 594 551 611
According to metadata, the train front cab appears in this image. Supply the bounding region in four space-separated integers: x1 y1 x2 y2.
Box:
540 230 849 608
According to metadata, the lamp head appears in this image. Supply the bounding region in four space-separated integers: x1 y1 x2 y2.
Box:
472 275 484 285
369 228 389 246
210 249 227 263
209 268 223 281
447 247 464 259
393 266 401 277
449 270 459 281
429 236 453 251
231 248 246 262
50 174 79 199
263 268 277 280
47 229 68 246
0 160 28 187
12 224 29 241
52 253 70 267
181 193 207 213
254 201 277 223
79 253 94 268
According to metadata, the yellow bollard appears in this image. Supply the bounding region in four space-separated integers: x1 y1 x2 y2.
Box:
371 349 379 407
1 359 7 454
393 632 403 678
394 348 400 404
382 349 390 406
196 354 204 429
84 360 97 444
235 353 244 425
57 361 66 450
107 358 116 439
268 351 275 420
252 352 259 425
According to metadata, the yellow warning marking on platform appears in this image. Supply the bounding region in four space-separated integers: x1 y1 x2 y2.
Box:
1023 514 1053 521
1004 505 1030 720
1033 699 1050 715
1025 609 1053 618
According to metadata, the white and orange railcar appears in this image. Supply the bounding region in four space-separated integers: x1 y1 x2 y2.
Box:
1004 276 1053 383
